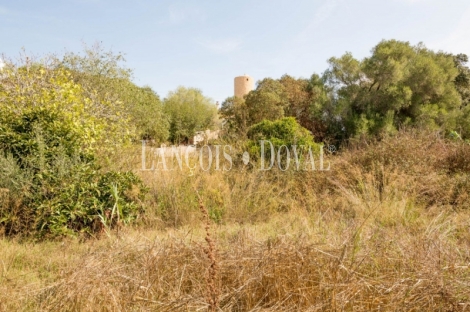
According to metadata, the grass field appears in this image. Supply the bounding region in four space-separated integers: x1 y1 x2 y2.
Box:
1 130 470 311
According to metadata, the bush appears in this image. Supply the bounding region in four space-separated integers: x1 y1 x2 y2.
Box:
246 117 320 163
59 44 169 143
0 140 147 238
0 61 147 238
32 166 147 238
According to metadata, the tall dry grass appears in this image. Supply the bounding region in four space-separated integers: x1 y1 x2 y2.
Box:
1 211 468 311
1 129 470 311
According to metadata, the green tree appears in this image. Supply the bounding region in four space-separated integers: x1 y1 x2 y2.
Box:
279 75 311 127
220 75 331 142
450 53 470 139
0 63 119 154
453 53 470 108
280 74 331 141
57 43 169 142
245 78 287 125
163 86 218 144
0 60 146 237
220 78 288 139
115 82 168 142
219 96 249 138
324 40 461 140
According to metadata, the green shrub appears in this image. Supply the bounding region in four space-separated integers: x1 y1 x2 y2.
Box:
246 117 320 164
0 127 147 238
33 166 147 238
0 62 147 238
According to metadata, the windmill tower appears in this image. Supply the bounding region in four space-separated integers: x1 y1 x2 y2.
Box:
234 75 254 98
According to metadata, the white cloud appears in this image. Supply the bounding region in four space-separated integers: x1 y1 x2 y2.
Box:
195 38 242 54
0 59 5 71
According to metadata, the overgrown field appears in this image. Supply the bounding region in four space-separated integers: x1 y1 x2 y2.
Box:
1 130 470 311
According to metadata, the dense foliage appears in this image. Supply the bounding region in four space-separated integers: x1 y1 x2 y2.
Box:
246 117 320 162
221 40 470 146
2 38 470 238
163 86 218 144
0 58 147 238
58 44 169 143
324 40 462 141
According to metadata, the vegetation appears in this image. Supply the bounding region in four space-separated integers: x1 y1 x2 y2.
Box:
1 39 470 310
58 43 169 143
324 40 461 141
0 55 146 238
163 86 218 144
246 117 320 162
1 130 470 310
221 39 470 147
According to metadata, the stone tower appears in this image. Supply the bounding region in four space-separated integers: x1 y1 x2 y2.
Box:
234 75 254 98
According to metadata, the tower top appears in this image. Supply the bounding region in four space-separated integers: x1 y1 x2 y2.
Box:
234 75 254 98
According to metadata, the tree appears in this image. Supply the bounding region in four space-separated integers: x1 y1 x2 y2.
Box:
452 53 470 138
453 53 470 108
220 75 331 142
57 43 169 142
280 74 331 142
245 78 287 125
163 86 218 144
219 79 287 139
280 75 311 127
0 62 120 155
324 40 461 140
113 82 168 142
219 96 249 138
0 59 146 237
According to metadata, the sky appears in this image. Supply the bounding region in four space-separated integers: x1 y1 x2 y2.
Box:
1 0 470 103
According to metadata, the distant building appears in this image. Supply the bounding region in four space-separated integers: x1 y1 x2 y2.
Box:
234 75 254 98
193 129 220 145
193 131 205 145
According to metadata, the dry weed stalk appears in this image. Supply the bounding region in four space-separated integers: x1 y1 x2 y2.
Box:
196 191 219 312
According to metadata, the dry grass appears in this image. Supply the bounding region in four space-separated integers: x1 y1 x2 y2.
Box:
1 130 470 311
1 211 469 311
